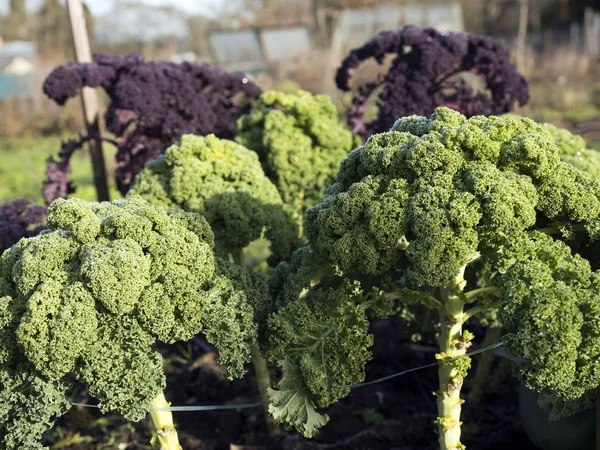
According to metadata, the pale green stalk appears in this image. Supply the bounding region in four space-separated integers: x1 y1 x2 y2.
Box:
149 392 182 450
251 343 281 435
435 266 471 450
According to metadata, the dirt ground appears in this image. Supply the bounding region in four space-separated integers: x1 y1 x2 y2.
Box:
50 317 534 450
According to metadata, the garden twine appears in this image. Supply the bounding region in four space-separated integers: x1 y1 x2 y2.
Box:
71 341 504 412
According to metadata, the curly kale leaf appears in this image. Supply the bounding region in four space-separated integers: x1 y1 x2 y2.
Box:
267 359 329 438
77 316 165 422
236 90 360 218
305 108 600 287
267 281 372 436
0 369 71 450
495 232 600 400
131 134 300 265
43 53 261 199
199 274 258 379
16 282 97 379
543 123 600 179
214 257 272 346
336 26 529 139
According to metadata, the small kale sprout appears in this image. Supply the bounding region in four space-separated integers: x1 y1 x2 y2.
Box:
336 26 529 140
42 53 262 202
0 199 47 254
266 108 600 450
0 196 258 449
236 90 361 220
130 134 300 266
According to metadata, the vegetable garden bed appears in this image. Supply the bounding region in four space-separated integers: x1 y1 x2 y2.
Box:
48 318 531 450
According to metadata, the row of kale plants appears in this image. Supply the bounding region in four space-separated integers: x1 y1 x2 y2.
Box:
1 26 599 450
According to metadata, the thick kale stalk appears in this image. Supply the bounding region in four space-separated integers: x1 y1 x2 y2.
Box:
435 269 471 450
336 26 529 140
148 392 182 450
42 53 262 203
251 342 280 435
267 108 600 449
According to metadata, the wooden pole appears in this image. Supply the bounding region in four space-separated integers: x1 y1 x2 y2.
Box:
517 0 529 75
66 0 109 202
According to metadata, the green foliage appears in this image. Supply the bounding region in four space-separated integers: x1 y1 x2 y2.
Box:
296 107 600 436
0 370 71 450
544 123 587 157
267 359 329 438
130 134 299 265
267 280 373 436
268 246 330 307
0 196 257 448
236 90 361 219
77 316 165 422
543 123 600 178
538 390 597 422
214 257 272 346
305 108 600 286
494 231 600 400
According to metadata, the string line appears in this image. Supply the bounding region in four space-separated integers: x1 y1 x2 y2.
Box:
71 341 504 412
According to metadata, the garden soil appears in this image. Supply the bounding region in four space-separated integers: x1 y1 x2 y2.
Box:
52 318 534 450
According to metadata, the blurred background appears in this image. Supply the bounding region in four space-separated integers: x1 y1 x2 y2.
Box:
0 0 599 203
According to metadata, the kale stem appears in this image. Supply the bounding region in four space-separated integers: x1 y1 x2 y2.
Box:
149 391 182 450
251 343 281 435
461 304 494 323
298 263 332 301
231 248 244 267
436 266 470 450
385 290 444 310
463 286 500 304
530 223 586 236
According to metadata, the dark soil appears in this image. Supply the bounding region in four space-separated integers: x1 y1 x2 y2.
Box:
47 318 535 450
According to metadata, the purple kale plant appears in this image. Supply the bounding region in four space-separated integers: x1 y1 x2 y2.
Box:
0 199 47 253
336 26 530 140
43 53 262 203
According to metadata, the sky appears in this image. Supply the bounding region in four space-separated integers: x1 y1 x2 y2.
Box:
0 0 224 17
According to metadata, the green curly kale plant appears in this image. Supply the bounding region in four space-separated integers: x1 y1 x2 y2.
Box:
131 133 301 434
266 108 600 450
472 122 600 406
0 196 258 450
130 133 300 266
236 90 361 221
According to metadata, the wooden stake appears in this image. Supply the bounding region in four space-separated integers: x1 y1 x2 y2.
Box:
516 0 529 75
66 0 109 202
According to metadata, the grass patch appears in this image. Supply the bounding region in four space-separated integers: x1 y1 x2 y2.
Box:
0 135 120 204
